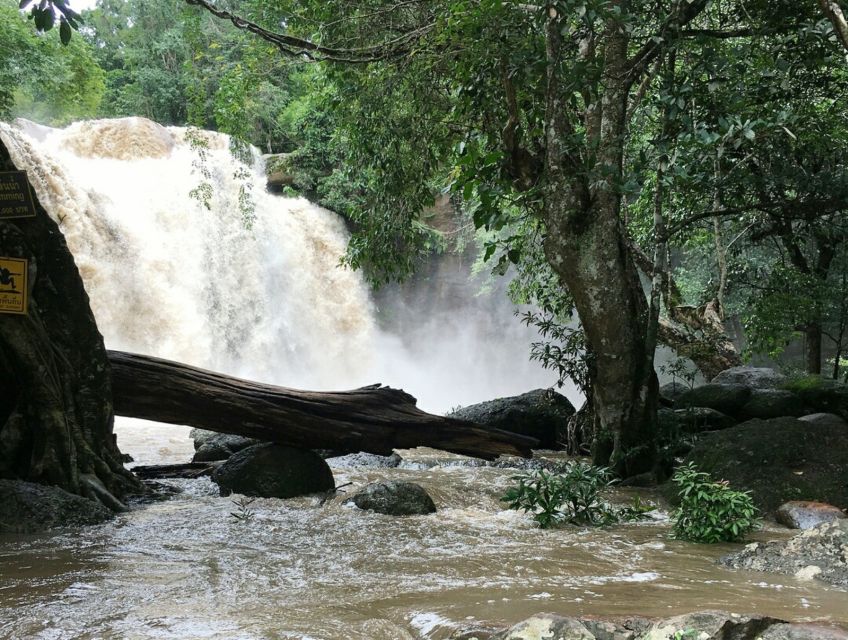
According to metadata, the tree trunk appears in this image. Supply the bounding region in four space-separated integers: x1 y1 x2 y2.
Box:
108 350 537 459
806 322 823 375
0 132 140 508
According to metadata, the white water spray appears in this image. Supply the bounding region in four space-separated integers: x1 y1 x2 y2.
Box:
0 117 563 420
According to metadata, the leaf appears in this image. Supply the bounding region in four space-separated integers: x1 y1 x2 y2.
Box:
59 18 71 45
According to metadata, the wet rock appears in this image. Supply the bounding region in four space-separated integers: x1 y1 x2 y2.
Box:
660 381 690 404
757 623 848 639
0 479 113 533
448 389 575 449
211 443 335 499
326 451 402 468
675 383 751 415
720 520 848 587
775 501 846 530
712 366 787 389
643 611 778 639
667 407 737 433
798 412 847 427
679 416 848 512
190 429 260 461
739 389 804 420
345 481 436 516
787 377 848 419
491 615 597 640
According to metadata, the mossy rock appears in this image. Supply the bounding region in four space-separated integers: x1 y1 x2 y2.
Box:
679 417 848 513
0 480 113 533
675 383 752 415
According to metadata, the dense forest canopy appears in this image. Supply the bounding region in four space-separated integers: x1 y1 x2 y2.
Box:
5 0 848 477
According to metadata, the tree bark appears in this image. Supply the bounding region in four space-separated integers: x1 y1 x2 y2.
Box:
542 5 657 478
806 322 823 375
108 350 537 459
0 132 140 507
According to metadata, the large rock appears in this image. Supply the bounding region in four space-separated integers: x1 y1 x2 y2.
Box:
739 389 805 420
788 378 848 419
721 520 848 587
326 451 402 468
659 381 690 404
798 412 847 427
211 444 335 498
191 429 260 462
659 406 737 434
345 481 436 516
449 389 575 449
675 383 751 415
680 416 848 513
643 611 778 640
712 366 787 389
0 480 113 533
775 501 846 530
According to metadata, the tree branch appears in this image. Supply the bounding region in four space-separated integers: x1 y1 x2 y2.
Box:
818 0 848 53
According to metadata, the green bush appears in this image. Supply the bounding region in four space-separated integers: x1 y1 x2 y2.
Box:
671 463 759 543
501 462 653 529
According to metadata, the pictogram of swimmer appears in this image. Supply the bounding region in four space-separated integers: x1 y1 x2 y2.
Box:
0 265 20 291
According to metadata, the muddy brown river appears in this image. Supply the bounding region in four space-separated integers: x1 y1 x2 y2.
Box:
1 424 846 639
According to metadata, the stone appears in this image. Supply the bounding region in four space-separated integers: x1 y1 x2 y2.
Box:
739 389 804 420
192 441 234 462
757 623 848 639
787 377 848 419
711 366 788 389
190 430 260 461
643 611 778 640
673 407 737 432
326 451 402 468
492 615 595 640
660 381 690 404
775 501 846 530
211 443 335 499
797 412 847 427
0 479 113 533
721 520 848 587
675 383 752 415
679 416 848 512
449 389 575 449
345 481 436 516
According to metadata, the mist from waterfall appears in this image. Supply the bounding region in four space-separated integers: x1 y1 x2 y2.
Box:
0 117 565 414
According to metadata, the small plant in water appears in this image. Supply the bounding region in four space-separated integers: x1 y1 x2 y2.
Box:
671 462 759 543
501 462 654 529
230 496 257 524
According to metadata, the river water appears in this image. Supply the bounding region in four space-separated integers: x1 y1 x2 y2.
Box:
1 428 847 639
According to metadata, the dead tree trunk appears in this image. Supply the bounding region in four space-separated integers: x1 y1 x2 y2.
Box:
0 132 141 508
108 351 537 459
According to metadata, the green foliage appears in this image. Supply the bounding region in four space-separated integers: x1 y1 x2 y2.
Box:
0 0 104 123
671 463 759 543
501 463 654 529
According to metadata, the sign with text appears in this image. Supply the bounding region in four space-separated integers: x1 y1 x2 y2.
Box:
0 171 37 219
0 257 28 315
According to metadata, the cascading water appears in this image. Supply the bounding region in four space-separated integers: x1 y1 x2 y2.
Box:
0 117 376 390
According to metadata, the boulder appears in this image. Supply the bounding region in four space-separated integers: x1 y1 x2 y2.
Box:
659 381 690 404
798 412 848 427
675 383 751 415
712 366 787 389
345 481 436 516
211 443 335 499
448 389 575 449
675 407 737 432
775 501 846 530
680 416 848 512
0 480 113 533
757 624 848 639
786 377 848 419
326 451 402 468
721 520 848 588
739 389 805 420
643 611 778 640
190 429 260 462
490 615 599 640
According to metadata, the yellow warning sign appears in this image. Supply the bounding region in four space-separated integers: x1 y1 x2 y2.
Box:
0 257 27 315
0 171 37 219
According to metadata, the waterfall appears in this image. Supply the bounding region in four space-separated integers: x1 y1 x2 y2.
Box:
1 116 565 417
0 117 375 390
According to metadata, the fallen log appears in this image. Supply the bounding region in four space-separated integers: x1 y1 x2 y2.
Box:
131 462 218 479
108 351 537 459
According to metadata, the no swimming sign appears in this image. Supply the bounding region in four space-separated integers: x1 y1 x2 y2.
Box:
0 257 28 315
0 171 37 219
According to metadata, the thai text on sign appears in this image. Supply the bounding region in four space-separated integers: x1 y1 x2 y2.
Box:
0 257 28 315
0 171 37 219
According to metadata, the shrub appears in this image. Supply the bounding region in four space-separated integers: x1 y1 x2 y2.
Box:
671 463 759 543
501 462 653 529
